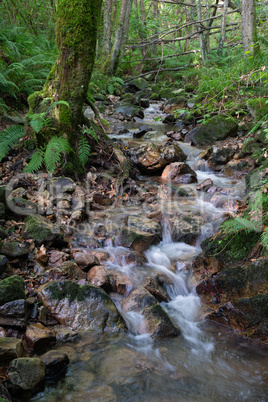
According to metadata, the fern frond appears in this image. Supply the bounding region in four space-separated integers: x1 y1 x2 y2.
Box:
78 136 91 166
261 227 268 250
222 217 261 235
44 137 71 173
24 148 44 173
0 125 25 161
84 126 98 142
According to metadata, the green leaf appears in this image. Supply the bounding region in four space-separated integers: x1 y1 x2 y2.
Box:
0 125 25 161
78 136 91 166
44 137 71 173
24 148 45 172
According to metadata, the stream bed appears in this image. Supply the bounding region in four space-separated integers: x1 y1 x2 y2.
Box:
32 103 268 401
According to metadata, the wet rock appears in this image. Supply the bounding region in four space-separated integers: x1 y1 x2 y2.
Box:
24 323 56 353
87 266 110 290
73 251 100 272
133 109 144 119
207 148 235 171
8 357 45 396
93 192 113 206
171 214 205 244
195 178 213 192
0 241 30 257
133 125 152 138
121 288 180 338
23 214 64 245
54 327 79 342
41 350 69 378
125 251 148 266
38 281 126 333
127 77 148 92
170 132 183 141
0 255 8 274
128 214 161 236
0 338 25 364
199 147 213 160
221 159 253 177
118 227 155 252
49 177 76 195
49 261 86 281
136 143 187 174
6 196 38 216
0 202 5 218
48 250 68 267
161 162 197 184
144 277 170 303
0 299 27 328
109 271 132 295
139 98 150 108
185 116 238 146
0 276 25 306
163 115 177 124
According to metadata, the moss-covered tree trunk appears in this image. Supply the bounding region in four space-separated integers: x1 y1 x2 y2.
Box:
29 0 103 141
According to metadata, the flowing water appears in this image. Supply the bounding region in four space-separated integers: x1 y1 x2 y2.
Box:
32 103 268 401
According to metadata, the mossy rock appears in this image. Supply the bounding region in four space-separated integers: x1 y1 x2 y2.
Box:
247 98 268 120
0 203 5 218
0 276 25 306
150 93 159 101
121 93 137 105
235 294 268 324
23 215 64 245
0 241 30 257
166 96 187 106
254 129 268 145
184 83 195 93
127 78 148 91
159 88 175 99
188 115 238 146
242 138 263 155
8 357 45 396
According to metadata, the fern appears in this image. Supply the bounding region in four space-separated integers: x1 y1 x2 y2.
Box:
24 148 45 173
222 217 262 235
0 125 25 161
261 227 268 250
84 126 98 142
78 136 91 166
44 137 71 173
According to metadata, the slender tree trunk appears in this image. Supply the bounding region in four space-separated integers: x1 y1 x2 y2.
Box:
197 0 206 64
218 0 229 55
102 0 113 57
109 0 133 74
28 0 103 142
241 0 258 56
118 0 133 64
152 0 159 55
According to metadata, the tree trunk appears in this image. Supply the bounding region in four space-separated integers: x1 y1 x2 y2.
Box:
241 0 258 56
102 0 113 57
108 0 133 75
28 0 103 141
218 0 229 55
152 0 159 55
197 0 206 64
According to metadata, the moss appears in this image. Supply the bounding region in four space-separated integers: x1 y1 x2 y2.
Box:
247 98 268 120
235 295 268 326
27 91 43 114
193 115 238 146
47 280 111 303
0 275 25 306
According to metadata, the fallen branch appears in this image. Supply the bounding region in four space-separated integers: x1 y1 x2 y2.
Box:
125 64 193 82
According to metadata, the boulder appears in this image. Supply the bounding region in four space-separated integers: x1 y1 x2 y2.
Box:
93 192 113 206
195 178 213 192
48 177 76 195
144 276 170 303
38 281 126 333
121 288 180 338
6 196 38 216
185 116 238 146
73 251 100 272
0 241 30 257
118 227 155 252
24 323 56 352
170 213 205 244
41 350 69 378
199 147 213 160
109 271 133 295
0 276 25 306
23 214 64 245
207 148 235 171
161 162 197 184
48 261 86 281
127 77 148 92
8 357 45 396
87 266 111 290
163 115 177 124
136 143 187 174
0 338 25 364
0 299 27 328
0 255 8 274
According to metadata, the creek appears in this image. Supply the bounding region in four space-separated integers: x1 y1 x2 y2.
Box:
32 103 268 401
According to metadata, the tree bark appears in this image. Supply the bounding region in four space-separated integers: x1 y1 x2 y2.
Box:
218 0 229 55
28 0 103 141
102 0 113 57
241 0 258 56
197 0 206 64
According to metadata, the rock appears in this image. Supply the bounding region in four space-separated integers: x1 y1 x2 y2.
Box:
54 327 78 342
171 213 205 244
23 214 64 245
163 114 177 124
161 162 197 184
93 192 113 206
185 116 238 146
24 323 56 352
41 350 69 378
199 147 213 160
247 98 268 120
136 143 187 174
121 288 180 338
127 77 148 92
87 266 110 290
73 251 100 271
49 177 76 195
144 277 170 303
133 109 145 119
133 125 152 138
0 255 8 274
221 159 253 177
0 202 5 218
167 96 187 106
48 250 69 267
6 196 38 216
0 241 30 257
118 227 155 252
0 338 25 364
128 214 161 236
48 261 86 281
38 281 126 333
115 104 140 119
0 299 27 328
139 98 150 108
170 132 183 141
109 271 133 295
0 228 8 240
207 148 235 171
0 276 25 306
8 357 45 396
195 178 213 192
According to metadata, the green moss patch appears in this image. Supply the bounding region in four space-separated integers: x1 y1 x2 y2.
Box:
0 276 25 306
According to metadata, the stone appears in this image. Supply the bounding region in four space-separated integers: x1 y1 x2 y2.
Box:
8 357 45 395
0 228 8 240
73 251 100 271
199 147 213 160
23 214 64 245
171 213 205 244
136 143 187 175
54 327 78 342
185 116 238 146
0 276 25 306
195 178 213 192
48 261 86 281
163 114 177 124
144 277 170 303
93 192 113 206
127 77 148 92
49 177 76 195
139 98 150 108
121 288 180 338
0 338 25 364
87 266 110 290
0 299 27 328
48 250 68 267
161 162 197 184
0 255 8 274
0 241 30 257
207 148 235 171
0 202 5 218
109 271 133 295
38 281 126 333
41 350 69 378
128 214 162 236
6 196 38 216
24 323 56 352
118 227 155 252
